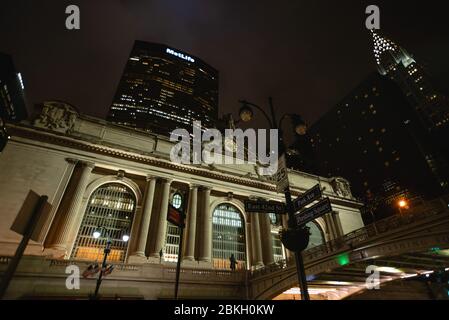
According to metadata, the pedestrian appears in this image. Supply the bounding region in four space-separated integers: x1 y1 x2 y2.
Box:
229 254 237 271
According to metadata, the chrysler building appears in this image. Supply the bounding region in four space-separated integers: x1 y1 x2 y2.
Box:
371 30 449 131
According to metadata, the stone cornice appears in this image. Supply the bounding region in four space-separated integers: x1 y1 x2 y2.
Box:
7 123 364 209
7 124 277 191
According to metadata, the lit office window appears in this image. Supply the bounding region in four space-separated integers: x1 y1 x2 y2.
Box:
212 204 246 270
71 183 135 262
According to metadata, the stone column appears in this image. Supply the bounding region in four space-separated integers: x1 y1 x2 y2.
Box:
130 176 157 261
260 214 274 266
332 211 344 238
250 213 264 268
43 158 78 249
183 185 198 261
150 178 172 258
49 160 95 255
198 186 212 263
324 213 337 240
245 220 252 270
281 214 293 262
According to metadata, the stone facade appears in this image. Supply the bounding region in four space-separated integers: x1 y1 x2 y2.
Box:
0 106 364 298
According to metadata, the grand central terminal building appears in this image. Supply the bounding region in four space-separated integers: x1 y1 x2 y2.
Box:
0 101 364 299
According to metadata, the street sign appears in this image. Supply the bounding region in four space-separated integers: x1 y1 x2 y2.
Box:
167 205 185 228
295 197 332 227
293 184 322 212
244 200 286 214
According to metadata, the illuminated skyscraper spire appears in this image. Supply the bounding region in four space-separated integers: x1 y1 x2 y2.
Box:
369 29 449 129
370 29 415 76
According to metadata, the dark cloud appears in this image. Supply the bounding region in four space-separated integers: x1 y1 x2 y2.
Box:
1 0 448 128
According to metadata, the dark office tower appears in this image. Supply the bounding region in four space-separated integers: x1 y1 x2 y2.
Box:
371 30 449 130
0 53 28 121
108 41 219 136
286 133 317 174
309 73 449 222
0 53 28 151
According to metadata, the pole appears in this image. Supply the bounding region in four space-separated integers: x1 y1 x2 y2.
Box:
269 97 310 300
0 195 48 299
174 217 185 299
285 188 310 300
92 237 111 299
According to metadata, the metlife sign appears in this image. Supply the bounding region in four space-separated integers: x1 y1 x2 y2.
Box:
166 48 195 63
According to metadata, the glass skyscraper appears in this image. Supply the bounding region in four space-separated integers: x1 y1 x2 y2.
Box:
309 31 449 223
0 52 28 152
108 41 219 136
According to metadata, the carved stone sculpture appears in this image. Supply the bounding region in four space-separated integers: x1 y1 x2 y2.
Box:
34 101 78 133
331 177 353 199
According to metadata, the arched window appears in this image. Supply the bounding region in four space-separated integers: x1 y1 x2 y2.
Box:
269 213 285 262
212 204 246 270
272 231 285 262
306 221 325 250
71 183 136 262
172 193 182 209
269 213 279 225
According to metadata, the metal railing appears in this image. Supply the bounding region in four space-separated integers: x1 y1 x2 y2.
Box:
251 196 449 277
0 256 246 283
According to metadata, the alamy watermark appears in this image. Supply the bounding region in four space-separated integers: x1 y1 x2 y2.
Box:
65 265 80 290
365 5 380 30
170 121 279 176
365 265 381 290
65 5 80 30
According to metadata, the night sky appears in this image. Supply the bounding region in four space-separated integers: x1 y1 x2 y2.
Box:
1 0 449 130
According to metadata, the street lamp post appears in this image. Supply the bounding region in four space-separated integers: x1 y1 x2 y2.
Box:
238 97 310 300
90 226 129 300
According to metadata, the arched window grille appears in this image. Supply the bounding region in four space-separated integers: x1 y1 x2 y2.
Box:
212 204 246 270
164 192 183 262
306 221 325 250
71 183 136 263
269 213 285 262
272 231 285 262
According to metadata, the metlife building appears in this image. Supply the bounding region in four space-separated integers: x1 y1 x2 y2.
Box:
108 41 219 136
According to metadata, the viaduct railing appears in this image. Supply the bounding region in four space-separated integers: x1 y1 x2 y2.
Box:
251 195 449 279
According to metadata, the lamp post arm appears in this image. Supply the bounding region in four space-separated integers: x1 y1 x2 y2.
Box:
238 99 275 129
278 113 296 131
